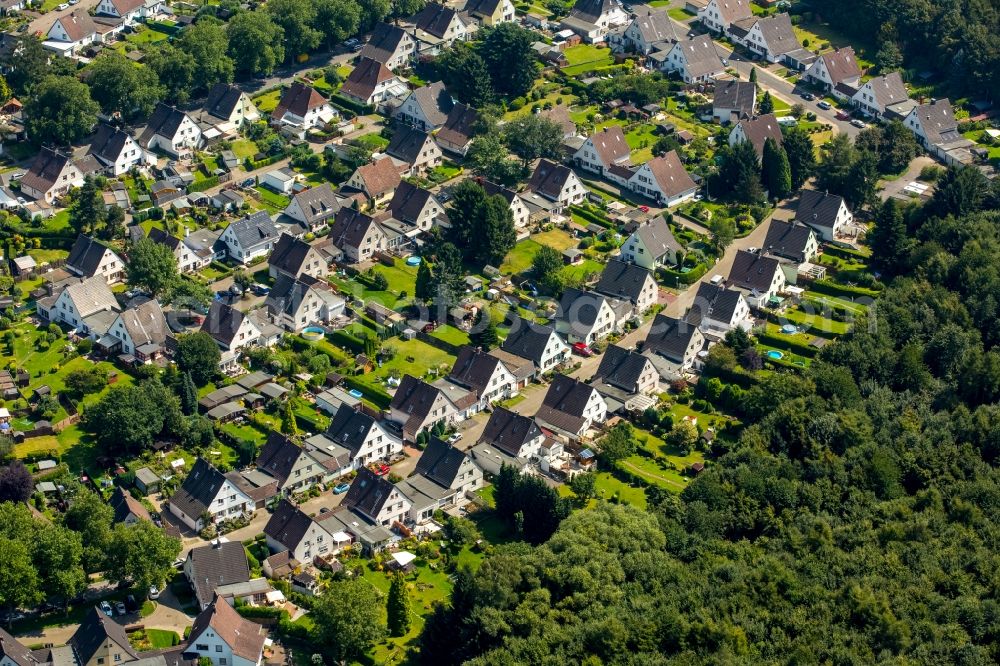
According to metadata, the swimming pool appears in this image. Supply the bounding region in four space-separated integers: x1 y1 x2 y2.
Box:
348 389 364 399
781 324 797 334
406 256 422 266
766 350 784 360
302 326 324 341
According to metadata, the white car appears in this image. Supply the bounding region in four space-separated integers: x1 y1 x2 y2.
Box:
447 433 462 443
149 585 161 600
57 2 68 8
850 119 867 129
99 601 113 617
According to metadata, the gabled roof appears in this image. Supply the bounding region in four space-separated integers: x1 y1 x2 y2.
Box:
536 374 599 434
413 2 461 38
388 181 437 225
188 595 266 663
360 22 410 64
288 183 342 225
402 81 454 127
686 282 745 326
329 208 382 249
117 299 168 347
342 467 400 520
341 57 395 102
325 406 380 457
733 113 782 157
272 82 328 119
542 104 576 137
109 486 151 524
794 189 847 230
389 374 448 437
69 608 137 666
711 0 752 24
910 98 959 145
139 103 190 144
386 126 434 164
225 210 280 251
755 12 799 56
464 0 505 18
263 498 318 550
447 345 503 395
713 79 756 115
62 275 118 318
727 249 781 292
0 626 36 666
106 0 144 15
629 215 682 260
596 259 655 304
674 34 725 78
818 46 861 86
556 287 616 336
202 300 258 347
630 9 679 45
186 541 251 609
436 103 479 149
88 124 133 163
593 344 653 392
527 159 577 200
763 219 815 261
351 157 401 197
67 234 116 278
640 151 697 198
21 148 74 196
478 406 542 457
644 313 701 362
266 273 338 320
479 179 519 206
268 233 316 276
501 316 562 367
586 125 630 166
413 436 470 488
204 83 249 121
570 0 619 24
257 431 311 487
54 8 96 41
861 71 907 109
172 457 235 519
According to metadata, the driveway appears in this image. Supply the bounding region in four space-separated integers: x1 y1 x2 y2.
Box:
26 0 102 38
879 155 936 202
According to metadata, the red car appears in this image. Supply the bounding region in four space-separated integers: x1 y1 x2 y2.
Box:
835 111 851 121
371 463 390 476
572 342 595 357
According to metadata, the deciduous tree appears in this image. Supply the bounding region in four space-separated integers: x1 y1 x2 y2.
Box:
24 75 99 146
85 53 164 121
126 238 179 297
312 579 385 664
175 332 221 386
227 10 285 77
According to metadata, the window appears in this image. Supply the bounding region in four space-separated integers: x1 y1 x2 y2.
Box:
196 645 209 652
216 646 223 653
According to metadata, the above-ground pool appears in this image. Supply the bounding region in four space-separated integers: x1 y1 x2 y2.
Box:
781 324 797 334
348 389 364 399
302 326 324 341
766 350 785 360
406 256 422 266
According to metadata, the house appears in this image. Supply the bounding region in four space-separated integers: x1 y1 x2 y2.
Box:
66 235 124 283
264 499 336 562
147 227 217 273
340 57 409 107
662 34 727 83
265 273 345 331
360 22 416 71
525 159 586 210
342 467 411 527
698 0 752 34
389 375 456 441
106 299 168 361
728 113 782 158
108 486 150 525
804 46 861 92
480 180 530 228
328 208 387 262
619 215 683 269
728 12 800 64
387 181 448 231
88 123 146 175
68 608 137 666
219 211 280 264
397 437 484 525
262 168 297 195
727 249 786 307
436 103 479 156
902 98 972 164
256 432 327 495
0 626 40 666
325 406 403 470
555 287 632 345
469 407 545 474
535 374 608 439
268 233 327 281
210 189 245 214
386 126 442 175
42 276 119 336
393 81 454 131
203 82 260 126
627 151 698 206
345 157 402 207
463 0 516 25
45 9 97 53
284 183 343 230
201 300 262 352
618 9 680 54
138 103 203 157
95 0 143 22
186 596 267 666
170 458 255 532
642 313 706 380
794 189 853 241
763 219 818 263
542 104 578 139
561 0 629 43
593 344 659 396
851 71 907 119
713 79 756 123
272 82 337 132
574 125 630 176
20 147 98 204
685 282 752 334
595 259 659 313
447 345 519 408
411 3 469 52
500 316 571 375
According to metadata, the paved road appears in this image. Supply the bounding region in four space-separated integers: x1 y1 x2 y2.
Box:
26 0 102 37
879 155 936 201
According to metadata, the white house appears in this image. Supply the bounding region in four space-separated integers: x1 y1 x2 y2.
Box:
728 113 783 158
727 249 786 308
793 189 853 242
662 34 727 83
284 183 343 230
574 125 630 176
763 219 819 263
525 159 586 210
851 71 908 119
387 181 448 232
728 12 800 64
471 407 546 475
901 98 973 165
464 0 516 26
45 9 97 54
265 274 345 332
560 0 629 44
264 499 336 561
262 168 297 195
186 598 267 666
619 215 683 269
555 287 632 346
66 234 125 284
202 300 262 352
698 0 752 34
218 211 281 264
340 57 410 107
203 82 260 127
168 458 255 531
686 282 752 334
642 313 707 380
343 468 411 527
328 208 387 263
804 47 862 92
95 0 143 23
500 316 571 375
360 22 416 71
106 299 168 360
393 80 453 132
535 374 607 439
385 126 442 176
45 275 119 336
447 345 520 408
20 148 98 204
411 3 469 53
138 103 202 157
388 375 462 443
88 124 147 176
618 9 679 54
398 437 484 525
325 407 404 470
344 157 402 206
271 82 337 132
627 151 698 206
595 259 659 314
481 180 530 228
592 344 660 397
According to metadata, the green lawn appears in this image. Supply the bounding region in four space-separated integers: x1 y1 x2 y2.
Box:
667 7 696 20
561 44 615 76
428 162 463 184
229 139 259 160
252 89 282 114
220 422 268 446
502 229 580 276
775 307 851 335
350 338 457 393
126 25 171 45
430 325 470 347
253 186 291 213
129 628 180 650
353 133 390 151
624 123 661 163
374 259 418 296
562 258 604 284
591 472 647 508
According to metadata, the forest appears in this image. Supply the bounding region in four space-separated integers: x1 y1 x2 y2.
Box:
413 165 1000 664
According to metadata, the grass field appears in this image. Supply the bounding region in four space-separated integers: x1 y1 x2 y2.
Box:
353 132 390 151
252 89 282 114
501 229 579 276
668 7 696 20
561 44 615 76
230 139 259 160
430 324 470 347
252 186 291 213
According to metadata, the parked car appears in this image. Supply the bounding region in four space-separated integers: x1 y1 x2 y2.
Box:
835 111 851 121
333 483 350 494
251 283 270 296
817 100 832 110
124 595 138 613
99 601 113 617
800 92 815 101
148 585 161 600
447 433 462 444
57 2 68 8
572 342 595 357
229 284 244 296
850 119 867 128
115 602 127 616
371 463 390 476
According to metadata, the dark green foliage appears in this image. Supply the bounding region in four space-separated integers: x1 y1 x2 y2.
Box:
782 125 816 190
445 180 515 266
712 139 764 204
179 371 198 416
82 379 183 455
761 136 792 199
492 464 569 544
531 245 563 294
24 75 99 146
597 421 637 464
175 332 221 386
386 573 410 637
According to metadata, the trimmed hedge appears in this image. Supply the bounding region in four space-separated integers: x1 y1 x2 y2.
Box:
331 94 372 116
755 331 819 357
659 262 709 285
342 376 391 410
568 205 612 228
187 176 220 193
810 279 880 300
823 244 871 262
328 329 365 354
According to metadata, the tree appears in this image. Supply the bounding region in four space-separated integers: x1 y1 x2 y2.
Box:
665 419 698 453
62 489 114 573
0 462 33 503
758 90 774 114
68 177 106 235
568 471 597 501
24 75 99 146
869 197 911 274
928 164 990 219
359 0 390 30
85 53 164 120
145 45 197 104
532 245 563 295
105 521 181 591
177 20 233 93
227 10 286 77
469 310 500 350
437 46 493 107
33 525 86 602
491 468 568 543
815 132 856 196
0 537 40 611
268 0 322 60
710 216 735 252
725 326 752 354
314 0 362 48
441 515 480 545
714 140 764 204
179 371 199 416
312 579 385 664
749 66 758 84
175 332 221 386
387 573 411 637
126 238 179 297
65 366 109 397
102 205 125 241
414 259 434 302
503 114 563 167
843 150 879 209
281 400 298 435
479 23 537 99
762 137 792 199
466 133 523 186
372 271 389 291
783 126 816 189
598 422 637 464
168 278 213 316
445 180 516 265
875 40 903 72
82 382 181 454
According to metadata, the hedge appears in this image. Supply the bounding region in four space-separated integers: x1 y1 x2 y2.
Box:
187 176 220 194
342 376 391 410
659 262 709 285
331 94 372 116
568 205 612 228
810 279 880 300
244 152 287 171
764 311 840 340
755 331 819 357
328 329 365 354
823 244 871 262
